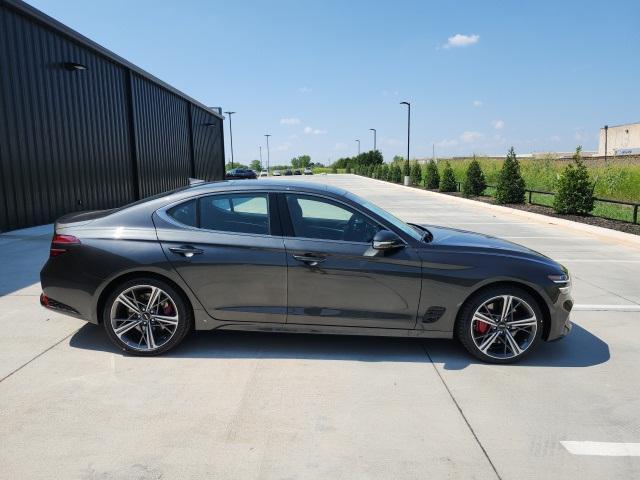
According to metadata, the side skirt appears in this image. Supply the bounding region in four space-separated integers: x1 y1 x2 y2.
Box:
207 322 453 339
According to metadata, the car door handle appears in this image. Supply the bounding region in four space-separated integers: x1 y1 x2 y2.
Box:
169 245 204 258
293 254 327 266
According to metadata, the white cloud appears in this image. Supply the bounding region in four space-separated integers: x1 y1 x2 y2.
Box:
298 86 312 93
276 142 292 151
574 129 586 141
473 100 483 108
444 34 480 49
288 134 299 140
280 117 301 125
460 131 484 143
492 120 505 130
334 142 348 151
549 135 561 142
304 126 326 135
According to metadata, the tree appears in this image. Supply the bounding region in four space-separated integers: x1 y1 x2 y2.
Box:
424 159 440 189
439 162 457 192
553 146 595 215
249 159 262 171
495 147 526 204
410 162 422 186
462 156 487 197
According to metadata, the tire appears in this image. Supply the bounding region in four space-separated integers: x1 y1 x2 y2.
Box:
456 285 544 364
102 277 193 356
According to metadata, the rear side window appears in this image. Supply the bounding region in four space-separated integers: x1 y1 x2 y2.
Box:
167 199 197 227
200 194 269 235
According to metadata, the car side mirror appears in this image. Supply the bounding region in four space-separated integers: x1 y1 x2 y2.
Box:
372 230 403 250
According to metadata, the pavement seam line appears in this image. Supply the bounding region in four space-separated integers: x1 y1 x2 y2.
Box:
0 329 79 384
421 344 503 480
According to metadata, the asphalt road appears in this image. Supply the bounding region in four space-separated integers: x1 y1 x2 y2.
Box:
1 174 639 480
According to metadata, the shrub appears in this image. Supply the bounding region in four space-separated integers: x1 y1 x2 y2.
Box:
391 164 402 183
439 162 457 192
410 162 422 186
345 166 352 174
424 159 440 189
495 147 526 204
402 161 411 179
380 164 389 181
331 165 338 174
462 156 487 197
553 146 595 215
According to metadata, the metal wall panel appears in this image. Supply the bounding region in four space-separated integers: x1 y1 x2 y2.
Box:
191 106 224 181
0 0 225 232
0 5 134 231
130 74 193 198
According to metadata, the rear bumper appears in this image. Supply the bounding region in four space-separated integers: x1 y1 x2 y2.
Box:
545 292 573 341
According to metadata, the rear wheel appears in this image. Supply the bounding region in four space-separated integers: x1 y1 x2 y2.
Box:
102 277 192 355
456 286 543 364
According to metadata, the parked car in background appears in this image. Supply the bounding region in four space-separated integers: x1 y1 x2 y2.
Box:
40 180 572 363
273 170 281 176
294 169 302 175
225 168 257 180
259 170 268 177
304 168 313 175
284 169 293 176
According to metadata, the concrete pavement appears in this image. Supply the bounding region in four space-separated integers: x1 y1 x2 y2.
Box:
1 174 639 479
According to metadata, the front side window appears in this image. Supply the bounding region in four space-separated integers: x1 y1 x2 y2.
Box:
285 194 381 243
200 194 269 235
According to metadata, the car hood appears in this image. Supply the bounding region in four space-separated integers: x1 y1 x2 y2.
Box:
423 224 552 261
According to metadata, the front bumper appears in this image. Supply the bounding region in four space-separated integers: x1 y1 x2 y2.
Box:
545 292 573 341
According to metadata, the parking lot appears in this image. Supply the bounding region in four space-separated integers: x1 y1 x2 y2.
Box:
1 174 639 479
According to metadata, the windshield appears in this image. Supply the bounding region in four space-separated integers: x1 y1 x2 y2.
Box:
346 192 423 241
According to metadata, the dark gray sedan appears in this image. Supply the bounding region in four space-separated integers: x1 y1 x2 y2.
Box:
40 180 572 363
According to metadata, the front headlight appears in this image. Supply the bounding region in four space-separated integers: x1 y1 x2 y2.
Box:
548 273 571 294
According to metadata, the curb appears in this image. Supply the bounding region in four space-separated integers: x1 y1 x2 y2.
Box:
352 175 640 249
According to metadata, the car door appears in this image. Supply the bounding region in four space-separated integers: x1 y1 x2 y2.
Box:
154 191 287 324
280 192 422 330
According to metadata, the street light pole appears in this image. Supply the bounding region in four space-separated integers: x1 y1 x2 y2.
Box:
259 146 263 171
265 134 271 175
356 139 360 156
224 111 236 168
604 125 609 162
369 128 377 151
400 101 410 185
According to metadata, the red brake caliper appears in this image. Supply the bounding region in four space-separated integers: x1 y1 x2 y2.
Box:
162 303 174 316
474 320 490 334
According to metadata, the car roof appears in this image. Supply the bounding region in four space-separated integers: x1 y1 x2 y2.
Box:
180 179 349 198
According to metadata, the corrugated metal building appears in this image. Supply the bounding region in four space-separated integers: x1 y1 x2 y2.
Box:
0 0 225 232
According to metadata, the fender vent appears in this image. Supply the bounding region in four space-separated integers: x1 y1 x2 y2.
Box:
422 306 446 323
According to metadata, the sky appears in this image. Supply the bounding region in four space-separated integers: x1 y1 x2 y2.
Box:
27 0 640 166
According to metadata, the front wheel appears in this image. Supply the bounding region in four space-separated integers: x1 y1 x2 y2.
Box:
456 286 544 364
103 278 192 355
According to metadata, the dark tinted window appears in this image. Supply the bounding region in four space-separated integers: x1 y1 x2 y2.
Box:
167 199 197 227
285 194 381 242
200 194 269 235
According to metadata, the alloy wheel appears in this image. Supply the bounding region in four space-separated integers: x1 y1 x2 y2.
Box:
109 285 180 352
470 295 538 360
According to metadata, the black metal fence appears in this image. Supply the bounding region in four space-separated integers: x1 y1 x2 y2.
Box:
454 182 640 225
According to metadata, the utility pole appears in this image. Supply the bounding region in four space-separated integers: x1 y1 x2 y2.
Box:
259 146 263 171
224 111 236 168
400 101 411 185
369 128 377 151
355 139 360 155
265 134 271 175
604 125 609 162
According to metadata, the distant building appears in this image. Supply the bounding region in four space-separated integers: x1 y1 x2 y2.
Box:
598 122 640 156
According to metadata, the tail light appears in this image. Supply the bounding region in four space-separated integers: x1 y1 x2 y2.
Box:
50 234 80 257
